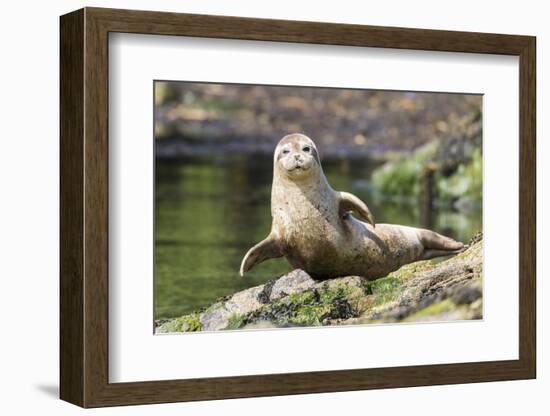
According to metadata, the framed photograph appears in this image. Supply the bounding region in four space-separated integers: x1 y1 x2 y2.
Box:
60 7 536 408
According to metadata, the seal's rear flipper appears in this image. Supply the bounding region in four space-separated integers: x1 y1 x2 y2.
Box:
418 229 464 251
338 191 375 227
417 229 465 260
418 248 464 261
239 235 283 276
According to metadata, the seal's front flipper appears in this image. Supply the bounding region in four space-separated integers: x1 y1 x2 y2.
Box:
239 235 283 276
338 191 375 227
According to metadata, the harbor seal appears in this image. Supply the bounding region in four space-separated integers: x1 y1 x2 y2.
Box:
240 133 464 280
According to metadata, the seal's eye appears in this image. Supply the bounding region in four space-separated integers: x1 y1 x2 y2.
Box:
303 146 311 152
282 149 290 155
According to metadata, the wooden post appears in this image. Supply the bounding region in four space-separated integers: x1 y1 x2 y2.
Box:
420 163 436 229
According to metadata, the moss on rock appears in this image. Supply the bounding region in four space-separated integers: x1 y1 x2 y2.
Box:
404 299 454 321
156 313 202 333
244 283 358 327
225 313 247 330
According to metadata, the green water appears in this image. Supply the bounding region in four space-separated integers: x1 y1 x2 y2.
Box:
155 155 481 319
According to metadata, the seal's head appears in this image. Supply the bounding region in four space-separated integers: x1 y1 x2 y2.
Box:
274 134 321 181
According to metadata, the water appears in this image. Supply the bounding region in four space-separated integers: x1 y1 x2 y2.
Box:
155 155 481 319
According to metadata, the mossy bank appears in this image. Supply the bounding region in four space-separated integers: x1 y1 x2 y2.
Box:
155 235 483 333
370 110 482 210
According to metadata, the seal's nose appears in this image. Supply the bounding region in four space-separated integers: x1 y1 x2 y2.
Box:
294 154 301 161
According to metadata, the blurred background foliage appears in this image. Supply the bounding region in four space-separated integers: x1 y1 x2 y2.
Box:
155 82 481 157
154 82 482 319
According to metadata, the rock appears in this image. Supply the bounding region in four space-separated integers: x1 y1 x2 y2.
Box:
268 269 316 301
346 237 483 325
200 305 232 332
244 276 366 328
225 286 265 315
199 285 268 331
155 236 483 333
157 269 317 333
241 321 278 330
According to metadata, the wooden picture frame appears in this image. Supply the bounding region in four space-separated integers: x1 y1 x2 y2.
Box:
60 7 536 408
